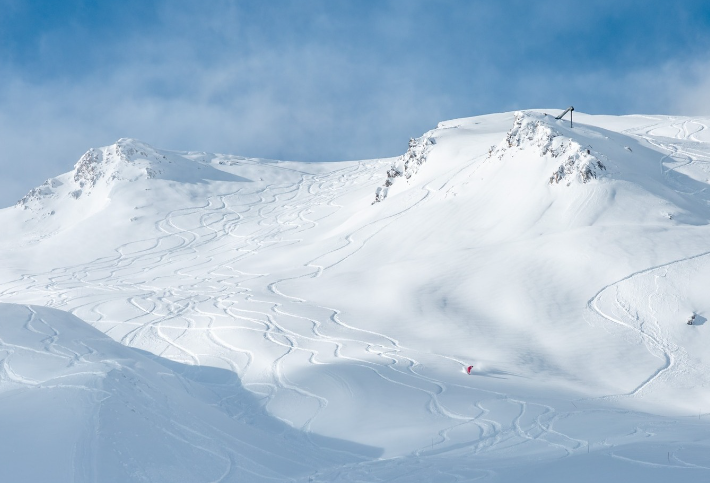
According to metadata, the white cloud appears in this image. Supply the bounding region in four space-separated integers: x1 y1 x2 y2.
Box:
0 36 451 207
4 1 708 209
668 59 710 115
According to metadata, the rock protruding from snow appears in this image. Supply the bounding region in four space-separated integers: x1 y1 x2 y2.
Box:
374 136 435 203
71 138 168 192
489 111 606 185
17 138 167 210
16 178 64 210
16 138 242 215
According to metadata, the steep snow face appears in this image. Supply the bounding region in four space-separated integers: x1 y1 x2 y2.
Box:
3 111 710 482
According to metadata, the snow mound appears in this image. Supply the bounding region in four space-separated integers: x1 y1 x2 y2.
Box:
489 111 606 185
374 135 435 203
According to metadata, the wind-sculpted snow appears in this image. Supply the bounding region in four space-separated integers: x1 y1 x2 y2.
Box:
2 111 710 481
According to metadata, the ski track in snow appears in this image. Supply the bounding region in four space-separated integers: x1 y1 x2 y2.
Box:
0 153 593 470
587 117 710 401
3 116 710 480
0 305 335 482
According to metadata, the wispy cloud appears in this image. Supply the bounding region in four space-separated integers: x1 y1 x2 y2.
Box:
667 59 710 116
2 0 710 207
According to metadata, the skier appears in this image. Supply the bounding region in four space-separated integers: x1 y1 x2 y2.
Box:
466 365 473 375
688 313 696 325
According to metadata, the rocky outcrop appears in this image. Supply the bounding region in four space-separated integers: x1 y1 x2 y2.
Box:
489 111 606 185
374 136 435 203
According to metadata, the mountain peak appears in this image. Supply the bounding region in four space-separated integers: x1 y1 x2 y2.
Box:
16 139 164 212
72 138 166 191
16 138 240 215
488 111 606 185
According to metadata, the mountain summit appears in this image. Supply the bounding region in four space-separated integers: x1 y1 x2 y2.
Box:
17 138 236 213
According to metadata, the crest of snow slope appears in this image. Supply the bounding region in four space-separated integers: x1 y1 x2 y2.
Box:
2 112 710 481
376 110 710 227
489 110 608 184
0 303 376 482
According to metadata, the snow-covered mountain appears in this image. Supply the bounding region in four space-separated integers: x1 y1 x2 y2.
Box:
2 110 710 482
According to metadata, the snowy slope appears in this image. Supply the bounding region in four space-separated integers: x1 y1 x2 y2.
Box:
2 112 710 481
0 303 375 482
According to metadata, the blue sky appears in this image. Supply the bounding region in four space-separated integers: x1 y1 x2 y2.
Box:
2 0 710 206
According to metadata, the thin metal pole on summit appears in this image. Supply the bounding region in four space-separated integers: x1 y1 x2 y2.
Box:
555 106 574 128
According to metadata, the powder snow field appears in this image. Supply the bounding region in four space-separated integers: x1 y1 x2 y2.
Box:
1 111 710 481
0 304 374 482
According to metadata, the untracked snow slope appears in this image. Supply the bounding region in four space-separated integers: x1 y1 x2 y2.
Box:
2 112 710 481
